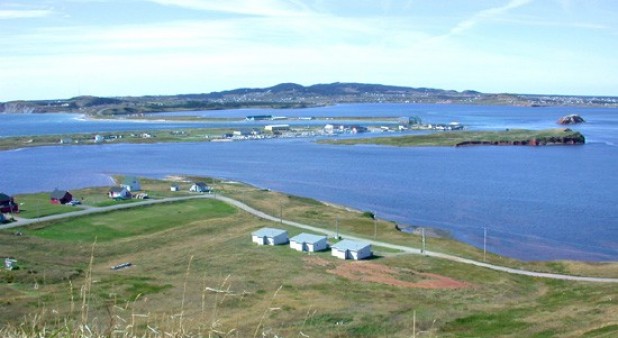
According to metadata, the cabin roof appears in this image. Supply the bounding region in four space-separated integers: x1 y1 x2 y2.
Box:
290 233 327 244
332 239 371 251
252 227 287 238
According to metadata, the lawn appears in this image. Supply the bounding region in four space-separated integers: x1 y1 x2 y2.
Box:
12 192 81 218
29 199 236 242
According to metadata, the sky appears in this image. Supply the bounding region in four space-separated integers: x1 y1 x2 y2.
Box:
1 0 617 101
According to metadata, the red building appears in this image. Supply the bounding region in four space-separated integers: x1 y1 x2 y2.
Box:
50 189 73 205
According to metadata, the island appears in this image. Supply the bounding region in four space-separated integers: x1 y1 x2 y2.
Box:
557 114 586 125
320 128 585 147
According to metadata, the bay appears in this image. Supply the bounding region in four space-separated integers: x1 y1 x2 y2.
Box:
1 103 617 261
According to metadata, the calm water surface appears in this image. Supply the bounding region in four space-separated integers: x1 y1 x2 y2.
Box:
1 104 617 261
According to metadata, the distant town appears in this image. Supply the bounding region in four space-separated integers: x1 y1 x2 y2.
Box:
2 82 617 116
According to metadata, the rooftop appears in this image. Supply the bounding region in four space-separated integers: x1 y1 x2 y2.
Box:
290 233 327 244
332 239 371 251
252 227 287 238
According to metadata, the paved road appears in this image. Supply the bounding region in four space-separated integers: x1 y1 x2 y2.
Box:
4 194 618 283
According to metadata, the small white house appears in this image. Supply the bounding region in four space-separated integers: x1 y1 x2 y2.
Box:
170 184 180 192
252 227 288 246
189 182 210 193
108 186 131 200
121 176 141 192
289 233 328 252
331 239 372 260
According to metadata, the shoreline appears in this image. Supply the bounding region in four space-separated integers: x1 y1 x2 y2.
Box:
5 174 615 264
4 177 618 279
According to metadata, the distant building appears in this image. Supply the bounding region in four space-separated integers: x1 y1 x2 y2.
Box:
246 115 273 121
121 176 141 192
428 122 463 131
94 135 105 143
170 184 180 192
252 227 288 246
331 239 372 260
398 116 422 127
289 233 328 252
59 138 73 144
348 125 368 134
50 188 73 205
264 124 290 133
0 193 18 213
108 186 131 200
189 182 210 193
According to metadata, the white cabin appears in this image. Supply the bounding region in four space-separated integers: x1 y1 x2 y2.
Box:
331 239 372 260
252 227 288 246
289 233 328 252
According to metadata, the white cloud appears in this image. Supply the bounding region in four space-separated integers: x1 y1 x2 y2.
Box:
0 9 54 19
147 0 313 17
446 0 533 36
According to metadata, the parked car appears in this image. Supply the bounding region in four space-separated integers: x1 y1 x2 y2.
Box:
68 200 81 206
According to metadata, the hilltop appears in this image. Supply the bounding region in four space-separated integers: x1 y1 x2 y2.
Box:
2 82 617 116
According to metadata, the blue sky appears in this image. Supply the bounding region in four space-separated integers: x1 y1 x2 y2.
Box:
1 0 617 101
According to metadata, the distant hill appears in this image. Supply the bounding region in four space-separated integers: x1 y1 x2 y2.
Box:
2 82 617 115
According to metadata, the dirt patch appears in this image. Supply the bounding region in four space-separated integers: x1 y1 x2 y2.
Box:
303 256 333 268
324 260 470 289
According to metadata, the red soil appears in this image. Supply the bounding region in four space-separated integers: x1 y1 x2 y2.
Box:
304 257 469 289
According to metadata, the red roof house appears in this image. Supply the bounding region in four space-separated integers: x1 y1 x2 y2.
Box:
50 189 73 205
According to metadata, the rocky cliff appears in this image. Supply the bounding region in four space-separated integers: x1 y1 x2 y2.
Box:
557 114 585 125
455 130 585 147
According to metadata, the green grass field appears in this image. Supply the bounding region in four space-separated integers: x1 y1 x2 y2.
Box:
30 199 235 242
1 177 617 337
321 128 585 147
11 193 81 218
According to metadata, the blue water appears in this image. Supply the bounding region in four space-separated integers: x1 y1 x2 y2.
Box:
1 104 617 261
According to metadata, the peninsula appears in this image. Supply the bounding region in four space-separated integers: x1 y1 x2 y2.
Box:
321 128 586 147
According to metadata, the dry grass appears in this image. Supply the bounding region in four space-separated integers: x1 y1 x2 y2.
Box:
214 179 618 278
2 177 618 337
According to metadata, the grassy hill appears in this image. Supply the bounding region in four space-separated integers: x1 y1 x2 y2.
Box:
1 177 617 337
3 82 617 116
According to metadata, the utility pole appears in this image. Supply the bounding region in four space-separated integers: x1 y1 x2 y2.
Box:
373 213 377 239
279 201 283 224
335 216 339 239
421 228 426 254
483 227 487 262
